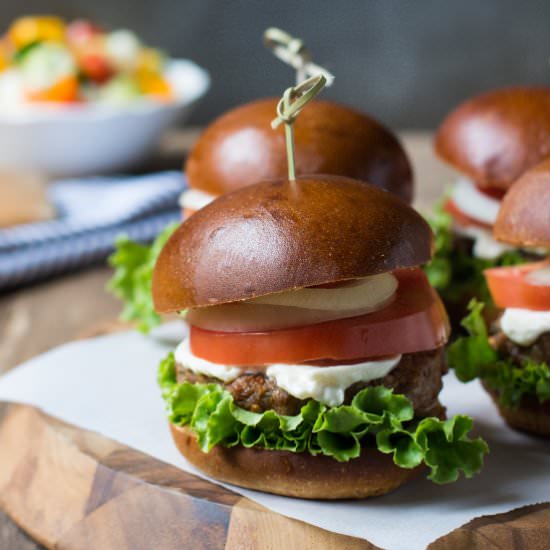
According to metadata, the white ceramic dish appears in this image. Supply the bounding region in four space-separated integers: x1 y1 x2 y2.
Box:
0 59 209 176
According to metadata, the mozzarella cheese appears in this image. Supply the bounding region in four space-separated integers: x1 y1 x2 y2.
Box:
175 338 401 406
500 308 550 346
451 178 501 226
454 224 514 260
265 357 401 407
178 188 216 212
175 338 241 382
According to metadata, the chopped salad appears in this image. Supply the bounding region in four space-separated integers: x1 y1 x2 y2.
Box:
0 16 174 108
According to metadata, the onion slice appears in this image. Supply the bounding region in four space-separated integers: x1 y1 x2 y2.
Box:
187 273 398 332
250 273 398 311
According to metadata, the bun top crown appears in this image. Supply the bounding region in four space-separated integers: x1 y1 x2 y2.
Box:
435 87 550 190
185 98 413 203
153 176 433 312
494 158 550 247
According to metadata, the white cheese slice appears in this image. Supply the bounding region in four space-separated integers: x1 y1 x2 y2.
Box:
454 224 514 260
174 338 241 382
178 188 216 212
175 338 401 406
500 308 550 346
451 177 501 226
265 357 401 407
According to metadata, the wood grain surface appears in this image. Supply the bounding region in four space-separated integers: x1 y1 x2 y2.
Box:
5 130 521 550
0 402 377 550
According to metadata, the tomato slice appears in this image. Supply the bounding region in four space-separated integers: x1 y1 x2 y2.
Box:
485 261 550 311
443 198 492 231
476 185 506 201
189 269 450 366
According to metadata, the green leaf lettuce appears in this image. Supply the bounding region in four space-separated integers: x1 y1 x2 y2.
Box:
448 300 550 408
107 223 178 333
159 353 488 484
424 200 524 304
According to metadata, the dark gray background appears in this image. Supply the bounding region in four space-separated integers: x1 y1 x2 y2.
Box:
2 1 549 128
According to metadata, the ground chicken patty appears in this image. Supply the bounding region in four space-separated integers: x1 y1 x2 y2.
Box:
490 330 550 366
176 347 447 418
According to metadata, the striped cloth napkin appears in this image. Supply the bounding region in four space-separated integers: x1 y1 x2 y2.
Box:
0 171 185 290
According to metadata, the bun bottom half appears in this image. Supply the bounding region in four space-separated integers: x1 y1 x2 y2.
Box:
484 384 550 437
170 424 423 499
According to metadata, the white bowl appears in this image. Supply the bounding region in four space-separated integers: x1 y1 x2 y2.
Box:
0 59 210 177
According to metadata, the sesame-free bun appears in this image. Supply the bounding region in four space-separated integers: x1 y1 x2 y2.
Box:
186 98 413 203
494 158 550 248
152 176 433 312
484 384 550 438
435 87 550 191
170 424 423 499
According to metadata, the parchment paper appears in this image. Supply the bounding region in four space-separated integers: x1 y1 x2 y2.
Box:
0 323 548 550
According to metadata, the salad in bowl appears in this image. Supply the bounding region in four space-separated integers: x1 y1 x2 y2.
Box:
0 16 209 175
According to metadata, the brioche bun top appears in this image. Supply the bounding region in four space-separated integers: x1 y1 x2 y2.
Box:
153 175 432 312
435 87 550 190
186 98 413 203
494 158 550 247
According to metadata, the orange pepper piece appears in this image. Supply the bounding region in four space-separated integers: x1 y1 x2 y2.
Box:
27 75 79 102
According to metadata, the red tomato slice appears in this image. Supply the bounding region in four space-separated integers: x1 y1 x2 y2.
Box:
476 185 506 201
80 53 114 84
443 198 493 231
485 261 550 311
189 269 450 366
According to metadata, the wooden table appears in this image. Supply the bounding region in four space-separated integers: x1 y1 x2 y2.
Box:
0 131 453 549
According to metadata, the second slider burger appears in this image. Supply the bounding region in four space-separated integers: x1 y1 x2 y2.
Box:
153 174 487 498
449 159 550 437
428 87 550 322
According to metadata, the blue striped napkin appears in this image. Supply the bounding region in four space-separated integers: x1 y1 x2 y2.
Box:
0 171 185 290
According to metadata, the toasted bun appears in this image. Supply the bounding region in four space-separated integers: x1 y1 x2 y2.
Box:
186 98 413 203
484 384 550 437
153 176 433 312
435 87 550 190
170 424 423 499
494 158 550 247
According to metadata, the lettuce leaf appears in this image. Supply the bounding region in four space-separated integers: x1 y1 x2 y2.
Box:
447 299 498 382
448 300 550 407
424 201 524 303
159 353 488 484
107 223 178 333
484 359 550 408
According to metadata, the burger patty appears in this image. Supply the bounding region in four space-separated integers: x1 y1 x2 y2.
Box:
490 330 550 366
176 347 447 418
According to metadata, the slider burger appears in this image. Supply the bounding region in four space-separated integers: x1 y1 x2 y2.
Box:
449 159 550 437
428 87 550 323
154 176 487 499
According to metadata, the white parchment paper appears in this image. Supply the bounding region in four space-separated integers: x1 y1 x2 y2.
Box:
0 324 548 550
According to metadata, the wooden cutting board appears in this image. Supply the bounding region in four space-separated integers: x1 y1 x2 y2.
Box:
1 397 550 550
0 402 373 550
